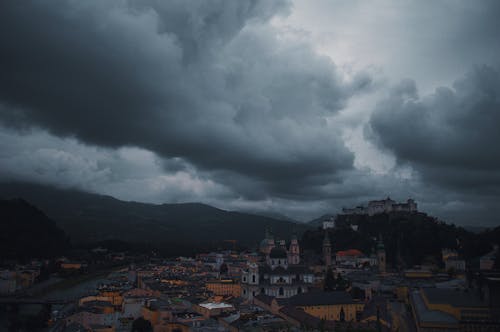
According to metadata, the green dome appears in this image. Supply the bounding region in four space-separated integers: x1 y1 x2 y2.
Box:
269 247 287 258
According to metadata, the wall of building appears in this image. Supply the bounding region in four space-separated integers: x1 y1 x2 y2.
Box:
300 303 364 321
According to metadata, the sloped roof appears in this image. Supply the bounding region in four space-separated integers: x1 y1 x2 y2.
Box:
269 247 287 258
289 291 357 306
337 249 363 257
411 290 458 325
254 294 274 306
422 288 486 308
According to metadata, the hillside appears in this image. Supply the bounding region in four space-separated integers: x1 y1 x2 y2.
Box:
302 211 499 268
307 214 335 227
0 199 70 261
0 182 310 248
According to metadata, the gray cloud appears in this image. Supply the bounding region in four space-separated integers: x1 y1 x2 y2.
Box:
0 127 232 204
0 0 372 200
369 65 500 191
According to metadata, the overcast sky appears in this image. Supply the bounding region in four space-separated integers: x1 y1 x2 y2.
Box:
1 0 499 225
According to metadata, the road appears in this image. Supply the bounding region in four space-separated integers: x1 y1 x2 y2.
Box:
390 300 416 332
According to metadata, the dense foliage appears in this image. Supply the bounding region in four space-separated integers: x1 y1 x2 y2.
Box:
0 182 311 247
0 199 70 261
302 212 499 268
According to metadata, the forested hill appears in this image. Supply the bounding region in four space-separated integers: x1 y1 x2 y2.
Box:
0 182 310 248
301 211 500 268
0 198 70 261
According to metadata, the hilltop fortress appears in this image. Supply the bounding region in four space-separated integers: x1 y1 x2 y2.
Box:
342 197 417 216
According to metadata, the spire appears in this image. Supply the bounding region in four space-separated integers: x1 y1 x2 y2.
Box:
291 227 298 241
323 230 332 267
323 230 331 246
377 233 385 251
265 226 274 241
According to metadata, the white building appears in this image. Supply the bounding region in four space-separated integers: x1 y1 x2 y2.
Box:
445 258 466 272
243 232 313 300
480 245 498 270
322 217 335 230
0 270 16 295
342 197 417 216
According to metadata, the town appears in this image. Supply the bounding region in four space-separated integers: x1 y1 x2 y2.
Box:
2 1 500 331
1 198 499 332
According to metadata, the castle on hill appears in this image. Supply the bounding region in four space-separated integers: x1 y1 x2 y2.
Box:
342 197 417 216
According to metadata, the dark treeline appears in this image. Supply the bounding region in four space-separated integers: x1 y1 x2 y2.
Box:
2 197 499 265
0 199 70 262
0 198 250 261
301 212 500 269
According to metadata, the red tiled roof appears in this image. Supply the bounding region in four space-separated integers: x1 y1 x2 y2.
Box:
336 249 363 257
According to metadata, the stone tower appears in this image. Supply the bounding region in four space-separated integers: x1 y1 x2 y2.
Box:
377 234 386 273
288 232 300 265
260 227 275 255
323 231 332 267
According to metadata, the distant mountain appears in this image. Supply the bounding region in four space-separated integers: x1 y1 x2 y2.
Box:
0 198 70 260
307 214 335 228
463 225 488 234
252 211 299 223
0 182 311 248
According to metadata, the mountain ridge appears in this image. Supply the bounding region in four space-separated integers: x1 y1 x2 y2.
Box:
0 182 311 246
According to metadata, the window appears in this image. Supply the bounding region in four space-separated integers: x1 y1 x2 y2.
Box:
279 287 284 296
340 307 345 322
252 275 256 283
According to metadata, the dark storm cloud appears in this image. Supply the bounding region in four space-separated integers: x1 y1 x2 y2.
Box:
368 65 500 190
0 0 370 198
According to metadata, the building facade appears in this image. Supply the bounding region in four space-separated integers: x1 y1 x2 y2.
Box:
242 232 313 300
342 197 417 216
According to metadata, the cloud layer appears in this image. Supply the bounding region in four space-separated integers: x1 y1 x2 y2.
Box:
0 0 374 201
369 66 500 191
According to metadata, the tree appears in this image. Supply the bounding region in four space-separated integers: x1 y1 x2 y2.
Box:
219 263 228 275
131 317 152 332
494 251 500 269
334 274 350 291
324 267 335 291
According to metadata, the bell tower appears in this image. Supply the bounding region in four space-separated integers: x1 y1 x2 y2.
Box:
377 234 386 273
323 231 332 267
288 231 300 265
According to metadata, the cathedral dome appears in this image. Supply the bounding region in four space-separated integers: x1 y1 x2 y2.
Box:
269 247 287 259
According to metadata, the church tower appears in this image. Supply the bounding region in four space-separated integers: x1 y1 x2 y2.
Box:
377 234 386 273
323 231 332 267
288 232 300 265
260 227 275 255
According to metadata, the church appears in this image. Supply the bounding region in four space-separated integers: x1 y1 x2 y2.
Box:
241 229 314 300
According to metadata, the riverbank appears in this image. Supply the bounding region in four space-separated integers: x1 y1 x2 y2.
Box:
32 265 128 300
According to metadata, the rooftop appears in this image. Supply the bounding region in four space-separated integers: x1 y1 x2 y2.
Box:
289 291 357 306
269 247 287 259
199 302 233 310
411 290 458 325
337 249 364 257
422 288 486 308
